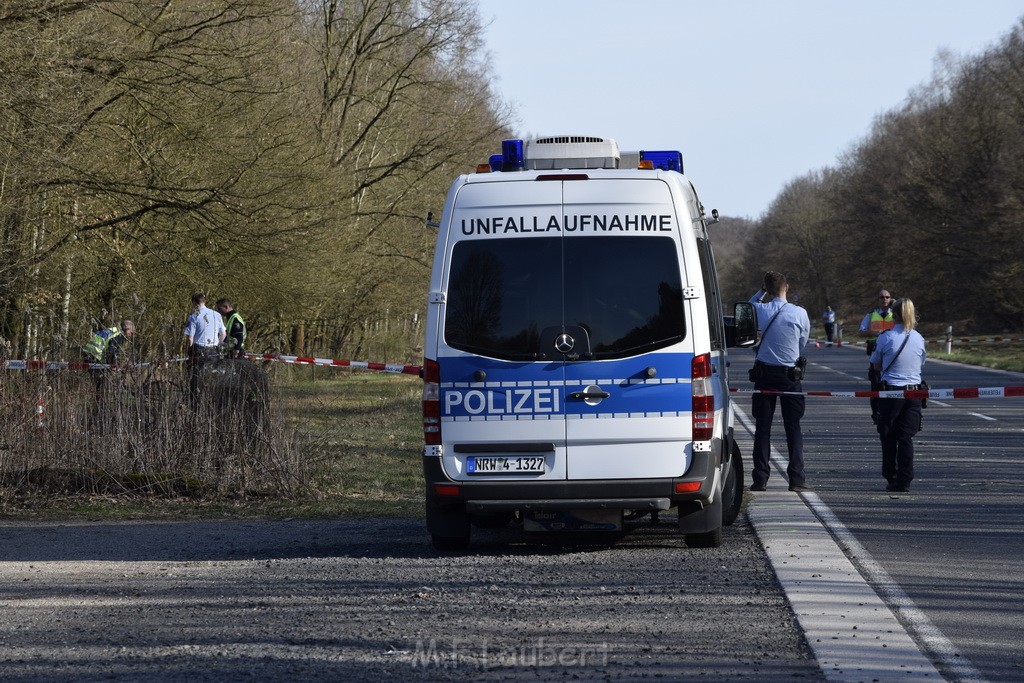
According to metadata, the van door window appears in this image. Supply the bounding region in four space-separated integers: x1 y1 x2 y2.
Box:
565 236 685 359
445 238 562 360
696 236 724 350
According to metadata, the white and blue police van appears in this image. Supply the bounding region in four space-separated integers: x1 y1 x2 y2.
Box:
421 135 757 550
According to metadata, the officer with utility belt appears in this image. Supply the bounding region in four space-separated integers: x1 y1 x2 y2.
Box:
183 292 225 396
747 271 811 493
869 297 926 492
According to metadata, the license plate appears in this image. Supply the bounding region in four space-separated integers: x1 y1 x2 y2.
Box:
467 455 546 474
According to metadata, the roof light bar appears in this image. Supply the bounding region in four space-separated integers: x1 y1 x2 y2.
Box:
478 137 685 174
640 150 684 173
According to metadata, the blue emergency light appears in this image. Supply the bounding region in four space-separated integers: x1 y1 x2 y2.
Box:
640 150 684 173
489 154 503 172
500 139 525 172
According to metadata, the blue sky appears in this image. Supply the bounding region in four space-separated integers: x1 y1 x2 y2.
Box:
476 1 1023 219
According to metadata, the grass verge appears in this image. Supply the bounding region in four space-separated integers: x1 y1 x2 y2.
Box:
938 342 1024 373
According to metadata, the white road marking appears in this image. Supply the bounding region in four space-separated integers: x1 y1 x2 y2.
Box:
968 412 997 421
734 405 986 682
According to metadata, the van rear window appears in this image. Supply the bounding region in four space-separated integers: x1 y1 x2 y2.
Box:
444 236 685 361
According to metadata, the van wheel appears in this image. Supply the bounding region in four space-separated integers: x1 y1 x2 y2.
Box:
685 526 722 548
431 534 470 551
722 441 744 527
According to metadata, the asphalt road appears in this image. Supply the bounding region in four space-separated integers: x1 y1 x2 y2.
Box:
729 341 1024 682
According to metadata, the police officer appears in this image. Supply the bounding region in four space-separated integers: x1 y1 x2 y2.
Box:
81 320 135 429
748 271 811 493
82 320 135 365
215 298 246 358
183 292 225 395
859 289 896 423
822 305 836 346
870 298 926 493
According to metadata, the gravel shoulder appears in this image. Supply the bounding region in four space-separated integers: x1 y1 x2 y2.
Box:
0 513 822 681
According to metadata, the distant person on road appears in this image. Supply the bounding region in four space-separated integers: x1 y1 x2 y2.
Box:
747 271 811 493
822 306 836 346
870 298 926 493
859 289 896 423
184 292 225 396
215 298 247 359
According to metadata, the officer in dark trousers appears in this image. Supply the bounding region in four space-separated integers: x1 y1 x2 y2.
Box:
215 298 246 359
183 292 225 396
748 271 811 493
870 297 927 492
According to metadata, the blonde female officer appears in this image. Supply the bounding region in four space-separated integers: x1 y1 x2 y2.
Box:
869 298 927 492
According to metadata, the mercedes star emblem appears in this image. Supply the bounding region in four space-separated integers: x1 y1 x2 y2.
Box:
554 333 575 354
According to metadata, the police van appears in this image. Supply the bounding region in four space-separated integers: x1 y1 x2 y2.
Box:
422 135 757 550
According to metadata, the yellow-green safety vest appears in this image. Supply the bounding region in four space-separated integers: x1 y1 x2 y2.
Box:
83 327 122 362
224 311 246 350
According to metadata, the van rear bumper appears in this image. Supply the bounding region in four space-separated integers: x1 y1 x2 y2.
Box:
423 450 716 509
467 498 672 512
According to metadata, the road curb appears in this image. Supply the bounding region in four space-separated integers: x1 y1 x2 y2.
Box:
747 490 943 681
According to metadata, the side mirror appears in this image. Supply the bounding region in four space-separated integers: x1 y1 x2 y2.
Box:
725 302 757 348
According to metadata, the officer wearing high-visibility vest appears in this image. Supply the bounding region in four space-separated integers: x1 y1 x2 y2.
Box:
82 320 135 365
859 289 896 423
215 298 246 358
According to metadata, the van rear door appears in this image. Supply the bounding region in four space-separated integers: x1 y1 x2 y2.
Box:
438 180 568 481
560 178 693 480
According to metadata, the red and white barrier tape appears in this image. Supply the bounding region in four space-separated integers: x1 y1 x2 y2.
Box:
1 358 188 371
2 353 420 376
730 386 1024 399
245 353 422 376
829 337 1024 346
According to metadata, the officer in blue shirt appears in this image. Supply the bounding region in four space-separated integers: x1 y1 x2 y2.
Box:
748 271 811 493
183 292 226 396
869 297 927 493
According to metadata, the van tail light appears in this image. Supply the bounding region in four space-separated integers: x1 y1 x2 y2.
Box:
423 358 441 445
691 353 714 441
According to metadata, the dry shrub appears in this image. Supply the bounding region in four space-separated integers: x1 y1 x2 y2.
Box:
0 360 306 501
